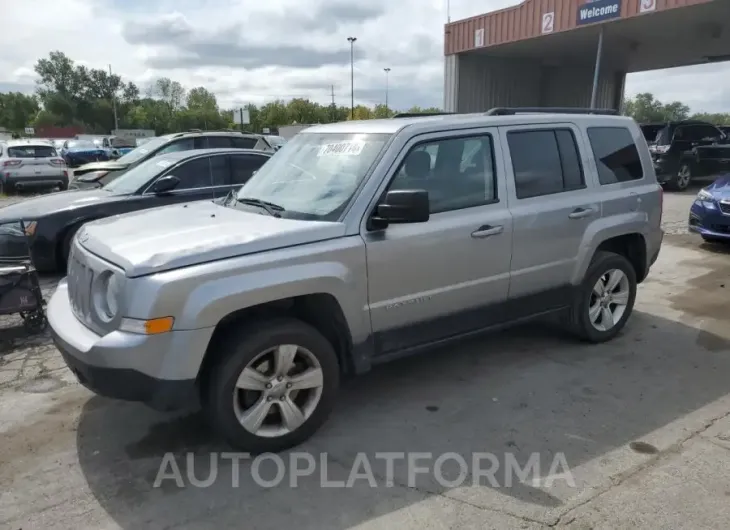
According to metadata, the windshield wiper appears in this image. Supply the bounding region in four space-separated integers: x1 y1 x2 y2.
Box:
236 197 285 217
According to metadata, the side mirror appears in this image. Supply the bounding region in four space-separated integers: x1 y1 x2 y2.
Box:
150 175 180 194
373 189 429 224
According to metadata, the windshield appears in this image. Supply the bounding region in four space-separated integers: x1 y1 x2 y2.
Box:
103 156 174 194
235 132 391 221
67 140 97 150
116 135 171 163
8 145 57 158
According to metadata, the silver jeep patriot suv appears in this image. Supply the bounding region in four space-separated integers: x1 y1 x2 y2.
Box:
49 107 664 452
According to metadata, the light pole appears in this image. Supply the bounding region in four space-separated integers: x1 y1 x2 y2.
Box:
347 37 357 119
384 67 391 113
108 64 119 131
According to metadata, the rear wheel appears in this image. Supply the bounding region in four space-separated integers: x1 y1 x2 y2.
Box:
566 251 637 343
203 318 340 453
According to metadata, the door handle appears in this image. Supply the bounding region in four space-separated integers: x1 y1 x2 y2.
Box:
471 225 503 238
568 207 595 219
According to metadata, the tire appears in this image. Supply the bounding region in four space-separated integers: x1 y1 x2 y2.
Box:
60 224 82 270
666 163 692 191
565 251 637 343
203 318 340 453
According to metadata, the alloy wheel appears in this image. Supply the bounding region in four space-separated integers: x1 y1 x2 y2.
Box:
588 269 630 332
233 344 324 438
676 165 691 190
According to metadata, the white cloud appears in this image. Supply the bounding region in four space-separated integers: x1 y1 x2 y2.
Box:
0 0 727 113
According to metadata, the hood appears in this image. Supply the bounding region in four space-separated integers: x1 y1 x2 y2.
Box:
78 201 346 277
0 189 125 221
706 173 730 199
74 161 129 178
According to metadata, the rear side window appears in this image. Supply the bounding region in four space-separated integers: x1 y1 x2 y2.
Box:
206 136 233 148
507 129 585 199
8 145 57 158
232 137 258 149
231 154 268 185
587 127 644 185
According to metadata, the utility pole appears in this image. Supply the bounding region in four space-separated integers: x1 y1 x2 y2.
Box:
108 64 119 132
347 37 357 120
384 68 391 113
447 0 451 22
330 85 336 122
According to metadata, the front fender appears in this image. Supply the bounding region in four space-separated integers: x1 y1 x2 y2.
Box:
570 212 648 285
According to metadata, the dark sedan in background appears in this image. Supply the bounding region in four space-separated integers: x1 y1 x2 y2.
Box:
0 148 271 272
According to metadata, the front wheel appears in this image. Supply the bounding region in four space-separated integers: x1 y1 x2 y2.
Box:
203 318 340 453
566 251 637 343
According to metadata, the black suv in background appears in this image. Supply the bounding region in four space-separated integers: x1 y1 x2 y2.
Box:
69 130 275 189
647 120 728 191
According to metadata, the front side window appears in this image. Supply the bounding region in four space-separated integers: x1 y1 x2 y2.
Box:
169 156 217 189
389 134 497 213
235 132 391 221
587 127 643 185
508 129 585 199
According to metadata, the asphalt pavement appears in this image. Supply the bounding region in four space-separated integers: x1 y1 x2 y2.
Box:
2 186 730 529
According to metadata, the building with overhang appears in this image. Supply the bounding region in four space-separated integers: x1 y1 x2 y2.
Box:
443 0 730 112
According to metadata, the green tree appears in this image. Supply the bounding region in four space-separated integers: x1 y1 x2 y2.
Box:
0 92 39 131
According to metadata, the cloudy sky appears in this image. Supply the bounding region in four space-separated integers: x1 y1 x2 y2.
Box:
0 0 728 113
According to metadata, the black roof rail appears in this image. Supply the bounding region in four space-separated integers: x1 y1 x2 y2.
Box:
187 128 203 133
485 107 620 116
392 112 456 118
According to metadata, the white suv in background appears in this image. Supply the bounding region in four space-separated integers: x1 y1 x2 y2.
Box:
0 139 69 193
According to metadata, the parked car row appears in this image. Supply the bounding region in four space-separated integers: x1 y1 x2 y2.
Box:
37 108 665 453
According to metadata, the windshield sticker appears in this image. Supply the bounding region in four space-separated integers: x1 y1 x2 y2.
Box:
317 141 365 157
156 160 173 168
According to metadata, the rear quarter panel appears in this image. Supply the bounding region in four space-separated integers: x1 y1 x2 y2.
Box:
571 119 662 284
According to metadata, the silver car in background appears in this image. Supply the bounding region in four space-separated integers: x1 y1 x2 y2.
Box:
0 139 70 193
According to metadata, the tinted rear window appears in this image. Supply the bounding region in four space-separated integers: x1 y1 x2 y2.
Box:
587 127 644 184
8 145 57 158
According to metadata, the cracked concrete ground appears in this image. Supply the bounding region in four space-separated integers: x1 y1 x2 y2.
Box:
2 187 730 530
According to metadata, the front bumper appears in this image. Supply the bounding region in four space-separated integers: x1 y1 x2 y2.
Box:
688 200 730 240
48 280 204 410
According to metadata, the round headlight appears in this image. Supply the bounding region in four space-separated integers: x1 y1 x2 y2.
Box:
106 273 120 317
93 270 121 321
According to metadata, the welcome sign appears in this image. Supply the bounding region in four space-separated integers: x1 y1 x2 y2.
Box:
576 0 622 25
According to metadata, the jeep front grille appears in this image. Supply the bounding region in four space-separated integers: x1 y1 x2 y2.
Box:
67 244 95 325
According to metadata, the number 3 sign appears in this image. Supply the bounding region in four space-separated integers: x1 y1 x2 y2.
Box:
542 12 554 34
640 0 656 13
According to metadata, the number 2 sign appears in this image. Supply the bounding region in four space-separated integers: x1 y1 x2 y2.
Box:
542 12 554 34
640 0 656 13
